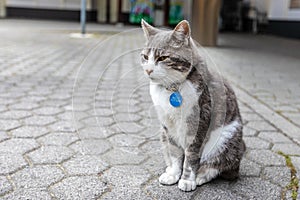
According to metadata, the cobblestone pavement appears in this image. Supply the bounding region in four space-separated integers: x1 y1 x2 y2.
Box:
0 19 299 199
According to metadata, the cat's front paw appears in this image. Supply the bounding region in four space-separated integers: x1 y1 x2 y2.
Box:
178 179 197 192
159 172 180 185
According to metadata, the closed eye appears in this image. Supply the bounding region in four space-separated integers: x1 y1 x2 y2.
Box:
156 56 168 62
142 54 148 60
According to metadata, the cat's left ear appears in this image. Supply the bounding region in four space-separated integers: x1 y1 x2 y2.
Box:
172 20 191 42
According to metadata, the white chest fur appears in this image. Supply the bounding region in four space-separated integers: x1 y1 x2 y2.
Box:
150 80 199 148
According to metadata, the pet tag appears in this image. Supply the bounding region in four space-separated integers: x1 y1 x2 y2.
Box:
169 92 183 107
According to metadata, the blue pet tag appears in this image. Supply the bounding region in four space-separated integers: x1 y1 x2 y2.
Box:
169 92 183 107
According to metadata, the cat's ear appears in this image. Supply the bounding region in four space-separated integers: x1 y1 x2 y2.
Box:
141 19 159 40
172 20 191 42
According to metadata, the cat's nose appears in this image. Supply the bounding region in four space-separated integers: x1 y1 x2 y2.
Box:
145 69 153 75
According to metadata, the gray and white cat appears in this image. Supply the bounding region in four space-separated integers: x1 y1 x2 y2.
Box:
140 19 246 192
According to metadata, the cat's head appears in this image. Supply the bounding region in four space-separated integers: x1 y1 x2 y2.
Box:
140 20 193 86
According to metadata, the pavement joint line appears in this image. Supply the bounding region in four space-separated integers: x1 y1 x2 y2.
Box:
233 84 300 146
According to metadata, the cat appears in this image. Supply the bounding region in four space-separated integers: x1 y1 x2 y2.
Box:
140 19 246 192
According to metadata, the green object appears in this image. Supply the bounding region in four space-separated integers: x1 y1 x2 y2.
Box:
169 0 184 25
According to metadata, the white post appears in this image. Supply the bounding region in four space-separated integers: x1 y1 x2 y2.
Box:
81 0 86 34
0 0 6 18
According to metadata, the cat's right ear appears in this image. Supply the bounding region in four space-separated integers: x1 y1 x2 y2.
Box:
141 19 158 40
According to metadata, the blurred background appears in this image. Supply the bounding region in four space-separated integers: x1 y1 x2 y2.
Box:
0 0 299 43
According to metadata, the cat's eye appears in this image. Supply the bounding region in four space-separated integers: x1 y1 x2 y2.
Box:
142 54 149 60
157 56 168 62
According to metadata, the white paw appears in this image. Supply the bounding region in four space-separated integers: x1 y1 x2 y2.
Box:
178 179 197 192
196 177 207 186
166 166 172 174
159 172 180 185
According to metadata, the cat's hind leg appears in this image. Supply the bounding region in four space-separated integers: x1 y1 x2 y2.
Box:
196 167 219 186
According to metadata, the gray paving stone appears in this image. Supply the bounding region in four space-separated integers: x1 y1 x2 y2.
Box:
246 150 286 166
111 122 144 134
10 126 49 138
77 126 114 139
23 115 57 126
0 176 13 195
37 132 78 146
0 153 27 174
50 176 108 200
81 116 114 127
0 131 9 142
272 143 300 155
0 119 21 131
102 148 147 165
113 112 142 123
11 165 65 189
243 126 258 136
27 146 74 164
102 187 152 200
63 155 108 175
108 133 145 147
258 131 293 143
291 156 300 172
243 137 271 149
101 165 151 188
262 166 290 187
0 138 39 154
228 177 281 200
2 188 52 200
9 102 40 110
0 110 32 120
241 112 264 121
141 154 165 176
246 121 277 131
33 106 63 116
144 178 196 200
68 139 111 155
239 158 261 177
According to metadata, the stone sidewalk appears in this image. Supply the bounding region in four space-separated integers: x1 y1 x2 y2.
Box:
0 19 299 199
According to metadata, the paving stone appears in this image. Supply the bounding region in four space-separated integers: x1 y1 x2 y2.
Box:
11 165 65 189
0 119 21 131
40 99 69 107
0 153 27 174
50 176 108 200
241 113 264 121
108 133 145 147
113 112 142 123
101 165 151 188
10 126 49 138
0 138 39 154
27 146 74 164
0 176 13 195
243 126 258 136
144 178 196 200
102 148 147 165
37 132 78 146
262 166 290 187
102 187 152 200
228 177 281 200
246 150 285 166
81 116 114 127
23 115 57 126
68 139 111 155
239 158 261 177
2 188 52 200
141 154 165 176
9 102 40 110
77 126 114 139
0 110 32 120
0 131 9 142
291 156 300 172
258 131 293 143
272 143 300 155
111 122 144 134
243 137 271 149
33 106 63 116
63 155 108 175
246 121 277 131
192 179 244 200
